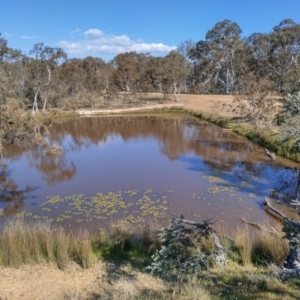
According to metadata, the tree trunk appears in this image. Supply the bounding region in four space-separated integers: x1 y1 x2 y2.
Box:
42 89 49 112
32 87 40 115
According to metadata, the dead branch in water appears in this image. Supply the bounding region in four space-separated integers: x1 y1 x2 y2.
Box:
264 148 276 160
264 198 287 220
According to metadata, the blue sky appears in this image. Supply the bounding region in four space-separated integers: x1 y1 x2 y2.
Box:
1 0 300 61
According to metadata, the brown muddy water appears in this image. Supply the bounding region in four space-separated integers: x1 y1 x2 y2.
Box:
1 114 300 231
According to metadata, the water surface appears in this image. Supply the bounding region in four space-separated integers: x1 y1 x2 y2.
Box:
1 115 300 229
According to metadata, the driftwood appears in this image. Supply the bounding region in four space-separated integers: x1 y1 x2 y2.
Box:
264 148 276 160
172 217 227 267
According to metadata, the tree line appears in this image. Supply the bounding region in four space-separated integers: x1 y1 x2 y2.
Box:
1 18 300 113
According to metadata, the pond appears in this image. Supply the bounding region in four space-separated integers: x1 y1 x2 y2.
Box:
1 114 300 230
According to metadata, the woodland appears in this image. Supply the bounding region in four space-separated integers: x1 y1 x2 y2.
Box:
1 19 300 110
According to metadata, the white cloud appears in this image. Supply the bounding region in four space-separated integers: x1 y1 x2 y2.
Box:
84 29 103 38
21 35 38 40
58 28 176 56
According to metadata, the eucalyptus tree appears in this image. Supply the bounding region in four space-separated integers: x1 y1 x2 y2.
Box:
145 56 164 93
247 20 300 94
190 20 248 94
161 51 190 100
0 34 15 104
145 52 190 100
81 56 106 108
28 43 67 114
58 58 88 109
176 39 197 93
111 51 150 93
0 33 8 62
2 51 28 106
269 19 300 93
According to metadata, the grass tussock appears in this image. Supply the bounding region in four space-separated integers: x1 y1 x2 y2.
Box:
0 220 93 270
233 226 253 266
251 223 289 267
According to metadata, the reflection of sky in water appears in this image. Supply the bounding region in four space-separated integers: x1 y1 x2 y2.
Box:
1 115 300 228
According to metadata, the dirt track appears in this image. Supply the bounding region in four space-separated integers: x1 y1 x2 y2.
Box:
76 94 236 118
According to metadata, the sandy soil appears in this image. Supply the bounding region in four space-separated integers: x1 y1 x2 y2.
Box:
0 262 165 300
180 94 236 117
75 94 236 118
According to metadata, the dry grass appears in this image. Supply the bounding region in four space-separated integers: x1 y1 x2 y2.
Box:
217 222 289 267
0 219 161 270
71 228 94 269
251 223 289 266
0 220 93 270
233 226 253 266
63 276 211 300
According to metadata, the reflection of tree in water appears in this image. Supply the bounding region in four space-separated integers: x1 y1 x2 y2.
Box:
29 150 76 186
50 116 212 157
49 115 299 168
1 139 76 217
50 116 266 168
0 164 26 217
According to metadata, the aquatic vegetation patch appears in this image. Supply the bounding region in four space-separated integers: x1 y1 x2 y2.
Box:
207 185 237 194
202 175 226 183
15 189 169 227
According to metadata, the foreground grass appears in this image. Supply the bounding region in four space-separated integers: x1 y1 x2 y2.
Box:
0 220 299 299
